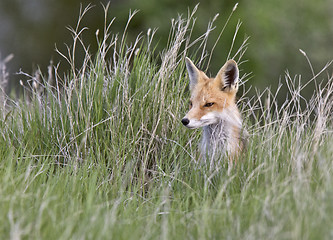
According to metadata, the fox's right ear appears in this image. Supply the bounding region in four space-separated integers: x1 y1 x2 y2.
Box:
185 57 200 89
216 59 239 93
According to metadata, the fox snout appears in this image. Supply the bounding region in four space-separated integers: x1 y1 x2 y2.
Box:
181 117 206 128
181 118 190 126
181 112 218 129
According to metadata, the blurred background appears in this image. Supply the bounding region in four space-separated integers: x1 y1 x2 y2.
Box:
0 0 332 99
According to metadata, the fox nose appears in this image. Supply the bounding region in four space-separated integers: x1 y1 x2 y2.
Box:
181 118 190 126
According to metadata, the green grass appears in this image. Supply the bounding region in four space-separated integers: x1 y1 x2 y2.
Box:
0 4 333 240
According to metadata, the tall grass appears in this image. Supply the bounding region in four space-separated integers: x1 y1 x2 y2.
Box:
0 4 332 240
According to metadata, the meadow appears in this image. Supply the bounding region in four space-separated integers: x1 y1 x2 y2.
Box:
0 4 332 239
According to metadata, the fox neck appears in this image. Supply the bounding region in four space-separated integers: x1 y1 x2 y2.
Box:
201 112 242 159
202 121 229 154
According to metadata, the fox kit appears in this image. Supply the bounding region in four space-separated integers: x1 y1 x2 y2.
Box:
181 57 245 168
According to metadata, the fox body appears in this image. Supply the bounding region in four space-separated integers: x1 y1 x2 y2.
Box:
181 57 245 166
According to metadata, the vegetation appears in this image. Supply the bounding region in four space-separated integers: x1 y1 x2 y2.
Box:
0 5 332 239
2 0 333 101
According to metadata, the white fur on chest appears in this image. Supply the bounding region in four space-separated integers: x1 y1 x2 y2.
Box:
200 106 242 164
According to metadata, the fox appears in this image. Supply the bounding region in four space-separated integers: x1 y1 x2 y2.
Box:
181 57 246 168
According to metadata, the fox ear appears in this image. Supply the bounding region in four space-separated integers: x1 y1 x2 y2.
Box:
216 59 239 92
185 57 200 89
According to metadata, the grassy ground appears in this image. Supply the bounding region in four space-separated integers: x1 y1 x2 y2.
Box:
0 5 332 240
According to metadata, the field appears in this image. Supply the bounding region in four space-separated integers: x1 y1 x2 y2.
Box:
0 5 332 240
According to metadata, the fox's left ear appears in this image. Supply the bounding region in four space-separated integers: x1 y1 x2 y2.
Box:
216 59 239 92
185 57 200 90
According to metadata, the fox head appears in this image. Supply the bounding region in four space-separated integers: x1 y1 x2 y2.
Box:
181 57 240 129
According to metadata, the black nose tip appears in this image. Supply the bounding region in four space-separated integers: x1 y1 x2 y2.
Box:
181 118 190 126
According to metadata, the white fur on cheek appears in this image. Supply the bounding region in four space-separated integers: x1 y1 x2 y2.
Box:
217 106 242 128
200 112 219 125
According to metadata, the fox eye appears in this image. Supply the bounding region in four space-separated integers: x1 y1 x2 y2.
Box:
189 101 193 109
204 102 214 107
